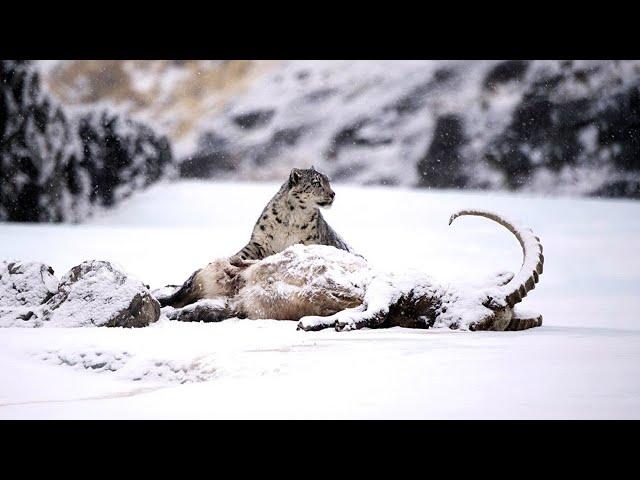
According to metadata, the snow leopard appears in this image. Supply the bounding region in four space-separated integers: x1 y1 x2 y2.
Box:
230 166 353 266
157 167 354 308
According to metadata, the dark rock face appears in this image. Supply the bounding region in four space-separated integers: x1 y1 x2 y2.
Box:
597 87 640 173
255 126 307 165
387 67 455 117
0 259 159 328
77 112 174 208
232 109 274 129
487 79 591 182
0 61 83 222
0 60 175 222
484 68 640 194
326 118 392 160
592 180 640 199
417 115 467 188
483 60 530 90
179 132 237 178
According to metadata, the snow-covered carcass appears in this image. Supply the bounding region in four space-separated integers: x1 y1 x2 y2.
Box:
159 210 544 332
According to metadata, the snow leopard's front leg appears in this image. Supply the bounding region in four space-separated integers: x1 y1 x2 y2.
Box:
229 244 263 267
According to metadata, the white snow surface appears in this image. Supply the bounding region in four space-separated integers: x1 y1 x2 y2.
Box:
1 181 639 418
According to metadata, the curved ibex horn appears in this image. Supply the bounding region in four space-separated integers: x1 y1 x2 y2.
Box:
449 209 544 308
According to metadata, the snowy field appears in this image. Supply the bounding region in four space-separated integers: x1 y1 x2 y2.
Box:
1 181 639 419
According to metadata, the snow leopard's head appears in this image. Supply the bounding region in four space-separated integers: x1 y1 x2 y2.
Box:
287 166 335 209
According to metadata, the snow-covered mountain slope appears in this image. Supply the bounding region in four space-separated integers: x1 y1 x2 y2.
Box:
38 60 640 198
0 182 639 418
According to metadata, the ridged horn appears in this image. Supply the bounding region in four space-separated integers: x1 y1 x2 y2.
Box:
449 209 544 308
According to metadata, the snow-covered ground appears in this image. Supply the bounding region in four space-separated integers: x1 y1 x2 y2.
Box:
1 181 639 418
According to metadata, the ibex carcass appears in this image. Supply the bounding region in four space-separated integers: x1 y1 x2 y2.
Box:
158 210 544 332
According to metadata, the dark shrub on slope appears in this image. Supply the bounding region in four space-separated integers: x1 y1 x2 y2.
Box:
0 60 83 222
417 114 467 189
77 111 174 207
0 60 175 222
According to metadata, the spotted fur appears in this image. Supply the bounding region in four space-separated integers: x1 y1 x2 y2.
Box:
160 211 544 335
230 167 353 266
158 167 354 308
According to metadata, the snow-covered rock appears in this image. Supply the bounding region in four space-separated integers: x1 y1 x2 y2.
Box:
41 261 160 328
0 261 59 307
0 260 160 328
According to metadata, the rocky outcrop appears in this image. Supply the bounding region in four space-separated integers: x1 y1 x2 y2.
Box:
76 111 174 208
179 132 238 178
417 114 467 189
232 109 275 129
483 60 530 91
0 260 160 328
483 62 640 196
32 60 640 199
174 60 640 197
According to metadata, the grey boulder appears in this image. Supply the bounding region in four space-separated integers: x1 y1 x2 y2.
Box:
0 261 59 307
0 260 160 328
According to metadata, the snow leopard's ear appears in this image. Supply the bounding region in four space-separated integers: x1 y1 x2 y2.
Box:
289 168 301 186
310 165 316 171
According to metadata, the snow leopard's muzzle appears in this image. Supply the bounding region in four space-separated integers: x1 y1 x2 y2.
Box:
316 190 335 208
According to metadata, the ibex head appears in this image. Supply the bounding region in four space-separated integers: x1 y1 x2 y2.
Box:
448 210 544 331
